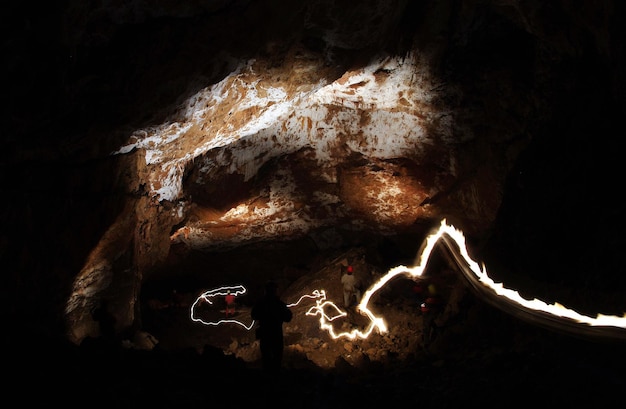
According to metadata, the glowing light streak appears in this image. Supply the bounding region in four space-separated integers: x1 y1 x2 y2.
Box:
190 285 254 329
286 289 327 308
300 290 378 339
306 299 377 340
307 219 626 340
435 219 626 329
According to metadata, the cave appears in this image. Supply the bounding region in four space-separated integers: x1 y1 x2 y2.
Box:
3 0 626 406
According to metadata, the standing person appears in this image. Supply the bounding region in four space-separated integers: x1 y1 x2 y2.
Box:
420 282 443 348
91 299 117 347
224 290 236 316
251 281 293 374
411 279 426 310
341 265 361 308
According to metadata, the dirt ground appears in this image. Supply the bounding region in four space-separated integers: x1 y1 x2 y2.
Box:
114 249 624 408
12 247 623 408
15 288 625 409
8 258 624 409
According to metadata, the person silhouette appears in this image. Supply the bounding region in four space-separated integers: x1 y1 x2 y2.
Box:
251 281 293 374
90 299 117 347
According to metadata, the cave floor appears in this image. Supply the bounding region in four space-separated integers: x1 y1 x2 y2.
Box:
82 287 626 409
9 294 626 409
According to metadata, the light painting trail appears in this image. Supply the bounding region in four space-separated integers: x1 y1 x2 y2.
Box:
286 289 328 308
190 285 254 329
191 219 626 341
436 219 626 330
306 219 626 340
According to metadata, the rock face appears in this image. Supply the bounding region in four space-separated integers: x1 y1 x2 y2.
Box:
3 0 626 360
61 0 529 344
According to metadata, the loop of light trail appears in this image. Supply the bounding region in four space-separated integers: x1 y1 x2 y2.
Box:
286 289 328 308
190 284 255 329
191 219 626 341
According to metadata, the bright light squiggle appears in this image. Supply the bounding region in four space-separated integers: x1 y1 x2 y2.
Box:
190 285 254 329
437 219 626 329
304 221 448 340
287 289 327 308
308 218 626 340
441 228 626 330
305 299 377 340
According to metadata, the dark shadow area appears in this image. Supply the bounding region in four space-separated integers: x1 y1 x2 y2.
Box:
7 300 626 408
